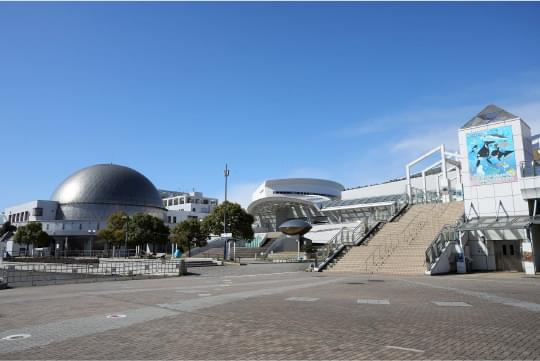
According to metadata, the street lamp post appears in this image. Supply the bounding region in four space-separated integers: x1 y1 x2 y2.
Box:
223 163 230 236
87 229 96 257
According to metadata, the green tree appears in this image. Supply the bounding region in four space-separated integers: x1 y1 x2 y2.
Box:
170 218 208 256
0 221 17 237
201 202 254 240
128 213 169 253
13 222 49 256
97 211 129 257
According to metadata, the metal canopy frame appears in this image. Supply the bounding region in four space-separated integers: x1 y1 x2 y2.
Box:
459 216 532 231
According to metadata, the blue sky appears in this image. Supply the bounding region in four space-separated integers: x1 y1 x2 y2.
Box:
1 2 540 210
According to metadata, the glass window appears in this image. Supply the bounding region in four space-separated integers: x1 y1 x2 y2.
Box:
168 216 171 223
203 199 209 204
79 224 82 230
195 199 200 204
163 201 167 207
173 198 179 205
193 208 196 212
188 198 193 203
180 198 184 204
502 245 507 255
32 207 43 216
173 216 177 223
509 244 515 256
25 211 29 221
168 199 173 206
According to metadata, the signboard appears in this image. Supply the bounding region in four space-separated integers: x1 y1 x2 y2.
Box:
466 125 517 185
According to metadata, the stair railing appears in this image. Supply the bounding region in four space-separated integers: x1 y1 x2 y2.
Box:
364 205 435 272
425 215 464 272
317 227 350 269
316 220 382 272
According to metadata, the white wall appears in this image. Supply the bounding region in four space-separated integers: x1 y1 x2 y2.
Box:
252 178 344 202
4 200 58 224
166 210 209 225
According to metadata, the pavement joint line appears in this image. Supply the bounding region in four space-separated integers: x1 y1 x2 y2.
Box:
357 298 390 305
385 345 425 353
456 277 540 286
223 271 299 278
286 297 320 302
158 277 344 312
0 277 346 354
400 278 540 312
432 301 472 307
1 334 31 341
106 314 127 319
0 276 311 305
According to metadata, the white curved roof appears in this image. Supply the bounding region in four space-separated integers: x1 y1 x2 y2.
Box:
252 178 344 202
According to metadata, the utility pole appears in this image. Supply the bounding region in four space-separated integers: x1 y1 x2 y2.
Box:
223 164 230 236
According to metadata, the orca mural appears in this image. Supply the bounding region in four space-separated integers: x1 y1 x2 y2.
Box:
467 125 517 185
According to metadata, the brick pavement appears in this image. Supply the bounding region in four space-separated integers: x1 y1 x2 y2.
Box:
0 265 539 360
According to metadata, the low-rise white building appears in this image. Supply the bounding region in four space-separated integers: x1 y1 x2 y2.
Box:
160 191 218 225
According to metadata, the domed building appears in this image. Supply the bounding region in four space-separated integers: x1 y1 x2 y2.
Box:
51 164 165 221
2 164 166 254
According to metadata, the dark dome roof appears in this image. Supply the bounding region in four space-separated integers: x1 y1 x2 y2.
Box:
51 164 164 209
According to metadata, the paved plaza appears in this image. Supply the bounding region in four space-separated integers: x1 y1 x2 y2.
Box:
0 264 539 360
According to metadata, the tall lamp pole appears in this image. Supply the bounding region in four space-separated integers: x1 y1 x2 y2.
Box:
223 164 230 235
87 229 96 257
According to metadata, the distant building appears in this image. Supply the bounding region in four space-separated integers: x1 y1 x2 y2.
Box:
2 163 166 255
160 190 218 225
247 105 540 274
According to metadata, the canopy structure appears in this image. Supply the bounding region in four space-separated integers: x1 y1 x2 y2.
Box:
458 216 533 231
248 196 326 233
248 193 406 233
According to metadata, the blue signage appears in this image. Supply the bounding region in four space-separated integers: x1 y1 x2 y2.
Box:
466 125 517 185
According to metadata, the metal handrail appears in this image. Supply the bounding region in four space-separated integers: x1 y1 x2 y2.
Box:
315 221 385 272
424 215 464 271
364 203 439 272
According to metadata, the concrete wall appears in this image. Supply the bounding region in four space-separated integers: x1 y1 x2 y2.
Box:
4 200 58 224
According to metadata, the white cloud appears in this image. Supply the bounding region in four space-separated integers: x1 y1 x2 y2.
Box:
334 105 478 138
391 126 459 154
221 181 261 209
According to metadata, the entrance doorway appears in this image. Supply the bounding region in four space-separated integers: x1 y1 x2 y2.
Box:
494 240 523 272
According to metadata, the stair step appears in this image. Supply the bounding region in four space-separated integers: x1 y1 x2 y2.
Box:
324 201 463 275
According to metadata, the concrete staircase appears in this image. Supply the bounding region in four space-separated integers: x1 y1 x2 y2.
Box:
327 201 464 275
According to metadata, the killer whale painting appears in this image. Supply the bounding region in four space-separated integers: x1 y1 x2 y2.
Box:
467 125 517 185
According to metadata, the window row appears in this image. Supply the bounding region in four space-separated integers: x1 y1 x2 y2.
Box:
167 215 199 224
163 197 217 207
8 211 30 223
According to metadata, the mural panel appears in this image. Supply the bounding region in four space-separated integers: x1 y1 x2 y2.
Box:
467 125 517 185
